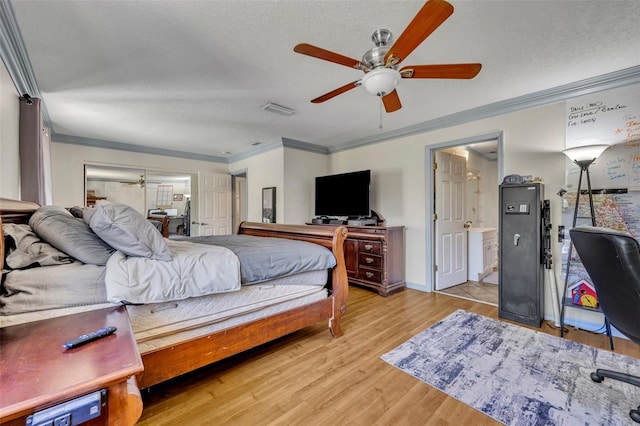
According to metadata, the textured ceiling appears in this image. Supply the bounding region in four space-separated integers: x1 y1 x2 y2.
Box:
9 0 640 160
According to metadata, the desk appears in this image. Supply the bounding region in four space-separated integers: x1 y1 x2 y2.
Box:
0 307 144 425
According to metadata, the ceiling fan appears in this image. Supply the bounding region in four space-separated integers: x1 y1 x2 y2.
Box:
120 175 146 188
293 0 481 113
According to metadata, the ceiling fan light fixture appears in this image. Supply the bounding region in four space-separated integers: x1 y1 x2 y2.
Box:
361 67 401 97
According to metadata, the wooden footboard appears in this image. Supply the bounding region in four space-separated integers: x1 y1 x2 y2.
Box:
238 221 349 337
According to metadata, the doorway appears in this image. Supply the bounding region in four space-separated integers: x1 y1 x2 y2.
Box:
231 170 248 233
427 132 504 305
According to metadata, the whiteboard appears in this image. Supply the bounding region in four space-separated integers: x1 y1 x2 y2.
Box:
566 83 640 147
565 84 640 190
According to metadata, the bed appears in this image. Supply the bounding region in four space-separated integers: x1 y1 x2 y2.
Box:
0 198 348 398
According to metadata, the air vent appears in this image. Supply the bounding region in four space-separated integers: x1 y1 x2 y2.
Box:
260 102 296 117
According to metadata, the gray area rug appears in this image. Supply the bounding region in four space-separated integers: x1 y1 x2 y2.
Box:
381 309 640 425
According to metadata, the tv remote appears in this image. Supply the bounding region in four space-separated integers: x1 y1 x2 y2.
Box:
63 326 117 349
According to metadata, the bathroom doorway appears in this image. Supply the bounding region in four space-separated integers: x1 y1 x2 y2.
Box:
428 132 503 305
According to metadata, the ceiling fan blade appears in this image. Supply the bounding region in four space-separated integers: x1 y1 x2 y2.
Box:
384 0 454 66
400 63 482 79
382 89 402 113
311 81 360 103
294 43 362 69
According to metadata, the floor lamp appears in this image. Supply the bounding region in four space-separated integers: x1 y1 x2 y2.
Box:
559 144 610 342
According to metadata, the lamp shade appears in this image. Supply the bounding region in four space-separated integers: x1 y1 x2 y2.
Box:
361 67 401 96
562 144 609 162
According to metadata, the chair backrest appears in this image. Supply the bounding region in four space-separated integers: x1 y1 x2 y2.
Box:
570 227 640 345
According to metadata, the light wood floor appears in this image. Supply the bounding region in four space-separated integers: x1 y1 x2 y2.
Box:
137 286 640 425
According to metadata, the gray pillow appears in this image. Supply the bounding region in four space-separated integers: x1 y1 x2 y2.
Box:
29 205 115 265
90 202 172 261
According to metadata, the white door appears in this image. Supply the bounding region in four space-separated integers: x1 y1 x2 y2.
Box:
435 151 467 290
195 172 232 236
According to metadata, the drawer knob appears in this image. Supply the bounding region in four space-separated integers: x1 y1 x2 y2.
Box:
366 272 374 278
364 244 373 251
365 257 374 264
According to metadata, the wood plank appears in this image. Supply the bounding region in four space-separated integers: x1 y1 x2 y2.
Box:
137 287 640 424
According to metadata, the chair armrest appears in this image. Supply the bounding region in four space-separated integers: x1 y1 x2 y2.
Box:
147 215 169 238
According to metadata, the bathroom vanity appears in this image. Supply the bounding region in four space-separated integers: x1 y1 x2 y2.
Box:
467 227 498 282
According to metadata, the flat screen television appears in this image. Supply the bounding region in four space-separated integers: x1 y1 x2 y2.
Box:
314 170 371 218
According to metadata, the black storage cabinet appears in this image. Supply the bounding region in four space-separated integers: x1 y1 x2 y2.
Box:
499 183 544 327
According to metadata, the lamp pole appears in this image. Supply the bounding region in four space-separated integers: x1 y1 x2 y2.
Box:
558 144 613 348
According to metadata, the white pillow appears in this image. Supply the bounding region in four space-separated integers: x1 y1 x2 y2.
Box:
90 202 172 261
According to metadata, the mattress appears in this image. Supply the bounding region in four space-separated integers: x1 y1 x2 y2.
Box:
0 269 330 351
132 282 328 354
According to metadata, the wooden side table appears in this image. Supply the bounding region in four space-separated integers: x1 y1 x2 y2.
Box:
0 306 144 425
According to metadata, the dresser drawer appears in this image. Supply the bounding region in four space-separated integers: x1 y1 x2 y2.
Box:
358 240 382 255
358 268 382 283
359 253 382 269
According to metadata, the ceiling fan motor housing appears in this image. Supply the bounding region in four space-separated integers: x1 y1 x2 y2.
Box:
362 29 393 69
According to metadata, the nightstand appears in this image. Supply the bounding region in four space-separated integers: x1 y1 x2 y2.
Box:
0 306 144 426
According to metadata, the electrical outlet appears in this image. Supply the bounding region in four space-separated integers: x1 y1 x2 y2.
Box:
28 389 103 426
53 414 71 426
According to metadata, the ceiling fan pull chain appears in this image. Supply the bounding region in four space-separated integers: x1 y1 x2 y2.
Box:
379 98 384 130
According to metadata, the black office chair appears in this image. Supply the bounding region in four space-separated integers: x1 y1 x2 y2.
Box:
570 226 640 423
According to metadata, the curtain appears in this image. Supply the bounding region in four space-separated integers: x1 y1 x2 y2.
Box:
19 96 52 204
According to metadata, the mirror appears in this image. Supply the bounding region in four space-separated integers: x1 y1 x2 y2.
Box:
85 164 192 236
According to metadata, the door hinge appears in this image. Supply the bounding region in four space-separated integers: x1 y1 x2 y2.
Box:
434 264 438 272
433 213 438 220
433 162 437 170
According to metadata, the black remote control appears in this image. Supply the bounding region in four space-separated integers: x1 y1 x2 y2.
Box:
63 326 117 349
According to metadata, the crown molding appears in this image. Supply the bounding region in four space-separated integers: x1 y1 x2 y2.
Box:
281 137 330 154
52 132 229 163
328 65 640 153
0 0 52 125
0 1 37 96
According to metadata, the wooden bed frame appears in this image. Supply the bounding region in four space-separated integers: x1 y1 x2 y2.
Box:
0 198 348 391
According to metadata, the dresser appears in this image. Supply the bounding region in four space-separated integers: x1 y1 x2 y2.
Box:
309 224 405 296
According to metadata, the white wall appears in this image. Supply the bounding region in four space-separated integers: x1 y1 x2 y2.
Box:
0 61 20 199
50 143 227 210
229 147 284 223
283 148 329 224
329 102 596 324
229 147 328 225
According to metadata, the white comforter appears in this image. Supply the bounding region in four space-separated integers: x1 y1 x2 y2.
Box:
105 239 241 304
